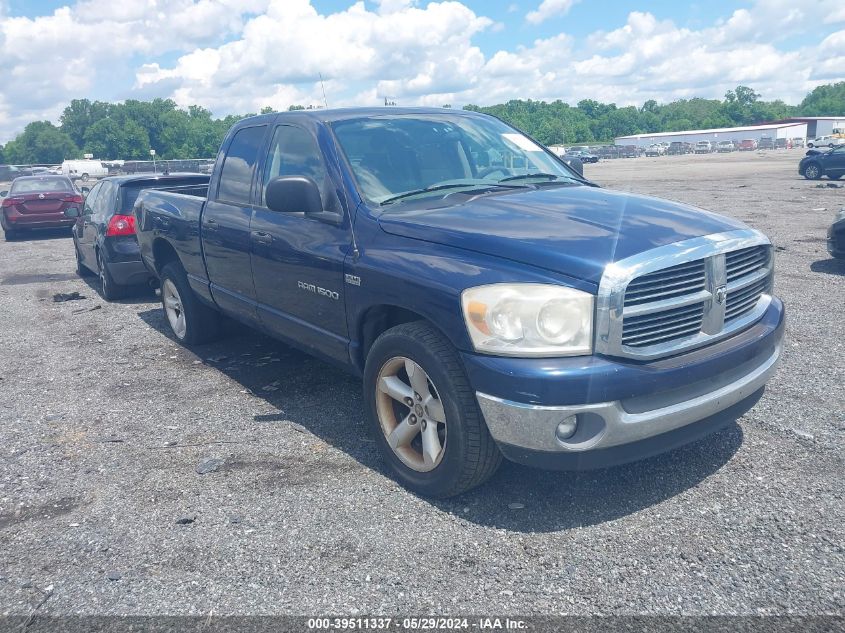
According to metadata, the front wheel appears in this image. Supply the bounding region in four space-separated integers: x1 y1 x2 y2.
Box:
364 322 501 497
159 262 221 345
803 163 822 180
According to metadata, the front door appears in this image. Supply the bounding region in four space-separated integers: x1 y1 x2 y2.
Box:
827 147 845 177
250 123 352 363
76 181 104 266
202 123 269 323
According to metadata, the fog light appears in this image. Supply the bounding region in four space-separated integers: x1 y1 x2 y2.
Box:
555 416 578 442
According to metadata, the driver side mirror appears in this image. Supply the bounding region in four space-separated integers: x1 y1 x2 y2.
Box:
266 176 323 215
563 157 584 177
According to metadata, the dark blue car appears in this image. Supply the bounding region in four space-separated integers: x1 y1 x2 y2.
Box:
71 174 209 299
134 108 784 497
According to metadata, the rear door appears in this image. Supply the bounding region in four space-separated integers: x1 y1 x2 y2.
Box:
250 121 352 363
202 123 269 323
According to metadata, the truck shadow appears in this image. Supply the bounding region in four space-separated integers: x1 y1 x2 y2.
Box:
137 308 743 532
810 258 845 276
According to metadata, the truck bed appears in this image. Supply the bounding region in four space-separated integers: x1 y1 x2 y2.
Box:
134 187 209 285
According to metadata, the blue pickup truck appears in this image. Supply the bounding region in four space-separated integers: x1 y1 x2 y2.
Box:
134 108 784 497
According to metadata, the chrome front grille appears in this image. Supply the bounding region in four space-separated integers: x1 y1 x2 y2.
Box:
596 231 774 360
624 260 706 306
621 301 705 347
725 246 771 322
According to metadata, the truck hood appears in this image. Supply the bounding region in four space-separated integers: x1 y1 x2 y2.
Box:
377 185 747 285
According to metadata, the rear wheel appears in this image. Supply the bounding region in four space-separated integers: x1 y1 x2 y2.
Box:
803 163 822 180
364 322 501 497
97 250 123 301
159 261 221 345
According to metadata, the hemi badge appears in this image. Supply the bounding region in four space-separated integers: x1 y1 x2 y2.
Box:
345 274 361 286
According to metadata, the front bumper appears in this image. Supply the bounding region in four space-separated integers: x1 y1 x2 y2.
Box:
465 298 784 469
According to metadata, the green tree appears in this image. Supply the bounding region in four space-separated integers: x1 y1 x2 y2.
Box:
59 99 111 147
4 121 79 163
800 82 845 116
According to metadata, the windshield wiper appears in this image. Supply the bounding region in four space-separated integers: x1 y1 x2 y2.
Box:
380 182 524 206
498 172 562 183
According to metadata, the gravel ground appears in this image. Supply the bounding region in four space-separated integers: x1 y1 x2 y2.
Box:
0 150 843 618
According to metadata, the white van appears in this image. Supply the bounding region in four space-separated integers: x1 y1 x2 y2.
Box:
61 160 108 180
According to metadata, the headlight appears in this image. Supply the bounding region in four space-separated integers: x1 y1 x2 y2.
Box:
461 284 593 357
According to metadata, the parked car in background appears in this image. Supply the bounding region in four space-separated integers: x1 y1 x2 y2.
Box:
716 140 735 153
0 165 35 182
61 159 108 181
694 141 713 154
828 208 845 259
133 107 783 498
792 138 805 148
775 138 791 150
0 175 82 240
739 139 758 151
807 136 845 149
799 146 845 181
644 144 665 157
667 142 685 155
70 173 210 300
566 150 598 163
758 136 774 150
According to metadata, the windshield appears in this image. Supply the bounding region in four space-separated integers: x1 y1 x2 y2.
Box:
331 113 581 205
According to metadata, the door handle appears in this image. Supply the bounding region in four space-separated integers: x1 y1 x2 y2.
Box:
204 218 218 230
251 230 272 245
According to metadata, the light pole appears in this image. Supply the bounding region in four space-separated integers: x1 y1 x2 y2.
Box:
150 149 157 174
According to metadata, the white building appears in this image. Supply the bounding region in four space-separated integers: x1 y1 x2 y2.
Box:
615 122 808 148
781 117 845 138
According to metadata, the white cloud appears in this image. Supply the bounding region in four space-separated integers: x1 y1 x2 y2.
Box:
1 0 845 144
525 0 578 25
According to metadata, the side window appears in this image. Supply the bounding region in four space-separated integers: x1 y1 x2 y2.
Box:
93 182 113 217
217 125 267 205
83 182 102 216
262 125 338 213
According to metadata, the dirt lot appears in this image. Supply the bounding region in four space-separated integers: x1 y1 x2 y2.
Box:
0 150 843 618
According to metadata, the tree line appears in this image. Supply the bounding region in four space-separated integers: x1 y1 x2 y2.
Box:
1 82 843 165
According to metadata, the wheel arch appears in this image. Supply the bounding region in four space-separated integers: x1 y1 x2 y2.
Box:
354 304 459 373
151 238 182 275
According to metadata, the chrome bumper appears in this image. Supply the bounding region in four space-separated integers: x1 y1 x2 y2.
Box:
477 343 782 453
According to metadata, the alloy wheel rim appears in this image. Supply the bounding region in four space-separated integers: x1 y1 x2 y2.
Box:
807 165 819 178
375 356 447 473
162 279 187 339
98 254 108 293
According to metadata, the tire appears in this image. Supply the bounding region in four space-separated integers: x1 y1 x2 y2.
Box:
74 240 94 277
96 249 124 301
364 321 502 497
3 229 17 241
803 163 823 180
159 261 221 345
